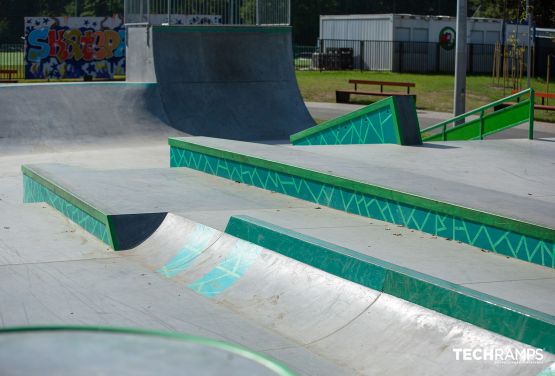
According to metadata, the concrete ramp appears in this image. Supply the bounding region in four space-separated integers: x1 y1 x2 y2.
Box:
0 25 314 152
125 213 553 375
137 25 315 141
0 82 176 154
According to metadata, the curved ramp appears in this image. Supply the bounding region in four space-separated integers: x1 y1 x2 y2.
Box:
0 82 176 153
143 25 314 141
125 213 553 375
0 327 293 376
0 25 314 152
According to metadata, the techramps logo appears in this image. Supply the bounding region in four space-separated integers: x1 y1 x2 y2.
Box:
452 346 545 365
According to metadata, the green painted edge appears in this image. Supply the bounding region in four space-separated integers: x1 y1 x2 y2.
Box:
152 25 290 34
289 97 394 143
225 215 555 353
0 325 296 376
21 165 117 249
167 138 555 242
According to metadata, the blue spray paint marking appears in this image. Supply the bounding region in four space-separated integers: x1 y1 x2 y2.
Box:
157 224 218 278
188 240 261 298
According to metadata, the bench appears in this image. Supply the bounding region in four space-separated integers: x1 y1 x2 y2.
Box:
495 90 555 112
0 69 18 83
336 80 416 103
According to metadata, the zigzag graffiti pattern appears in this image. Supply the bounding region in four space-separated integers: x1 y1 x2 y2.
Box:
294 106 395 145
23 175 110 245
170 146 554 268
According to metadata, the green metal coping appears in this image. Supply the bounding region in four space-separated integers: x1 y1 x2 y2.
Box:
289 97 397 144
167 138 555 243
152 25 291 33
0 325 296 376
21 165 117 249
225 215 555 353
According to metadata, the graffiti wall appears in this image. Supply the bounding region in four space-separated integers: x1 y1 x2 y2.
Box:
24 16 125 79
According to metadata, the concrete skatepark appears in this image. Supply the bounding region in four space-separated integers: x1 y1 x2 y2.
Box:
0 23 554 376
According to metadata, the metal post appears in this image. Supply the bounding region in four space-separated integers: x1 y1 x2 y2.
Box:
287 0 291 25
454 0 467 117
359 40 364 71
526 0 532 87
256 0 259 25
75 0 80 16
529 89 535 139
167 0 171 25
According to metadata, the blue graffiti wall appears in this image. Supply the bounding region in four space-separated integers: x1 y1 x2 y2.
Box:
24 16 126 79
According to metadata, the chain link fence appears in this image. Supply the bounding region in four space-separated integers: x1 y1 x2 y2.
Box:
295 39 498 74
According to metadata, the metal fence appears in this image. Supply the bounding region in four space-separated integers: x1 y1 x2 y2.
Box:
294 39 500 74
0 43 24 80
124 0 290 25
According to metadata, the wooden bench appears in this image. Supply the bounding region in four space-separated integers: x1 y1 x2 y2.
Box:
495 90 555 112
336 80 416 103
0 69 18 83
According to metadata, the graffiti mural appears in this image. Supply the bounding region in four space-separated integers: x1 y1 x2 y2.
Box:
24 16 126 79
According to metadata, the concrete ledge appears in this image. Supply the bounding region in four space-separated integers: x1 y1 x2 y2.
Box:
169 138 554 268
291 96 421 146
22 165 166 250
225 215 555 353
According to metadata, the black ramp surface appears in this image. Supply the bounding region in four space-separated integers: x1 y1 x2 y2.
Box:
149 26 315 140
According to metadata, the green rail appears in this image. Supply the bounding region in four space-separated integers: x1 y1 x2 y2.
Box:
421 89 535 141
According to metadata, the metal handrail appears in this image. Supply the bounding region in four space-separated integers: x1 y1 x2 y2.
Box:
421 88 533 133
420 88 535 140
124 22 151 27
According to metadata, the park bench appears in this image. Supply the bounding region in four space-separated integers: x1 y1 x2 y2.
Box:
336 79 416 103
0 69 18 83
495 90 555 112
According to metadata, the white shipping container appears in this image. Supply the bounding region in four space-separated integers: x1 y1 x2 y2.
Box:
318 14 534 72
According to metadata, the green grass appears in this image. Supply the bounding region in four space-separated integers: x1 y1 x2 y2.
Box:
0 51 24 79
295 70 555 122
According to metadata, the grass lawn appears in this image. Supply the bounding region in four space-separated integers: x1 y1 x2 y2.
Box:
295 70 555 122
0 51 24 79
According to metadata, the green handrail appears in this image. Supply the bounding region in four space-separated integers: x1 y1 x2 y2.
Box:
421 88 535 141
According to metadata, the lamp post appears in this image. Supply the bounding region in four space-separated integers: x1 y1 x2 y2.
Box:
454 0 467 117
526 0 532 87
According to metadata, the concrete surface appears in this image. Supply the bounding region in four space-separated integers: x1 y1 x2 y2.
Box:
17 160 555 316
178 136 555 229
0 26 315 152
127 25 314 140
0 83 180 155
1 203 552 375
0 330 284 376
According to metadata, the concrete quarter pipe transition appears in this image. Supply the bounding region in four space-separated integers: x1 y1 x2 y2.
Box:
0 25 314 151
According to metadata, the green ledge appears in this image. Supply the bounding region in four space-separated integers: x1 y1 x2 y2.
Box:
290 96 421 146
290 97 398 144
168 138 554 243
21 165 116 249
225 215 555 353
0 325 296 376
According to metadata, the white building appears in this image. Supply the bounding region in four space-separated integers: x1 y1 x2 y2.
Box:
318 14 535 72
